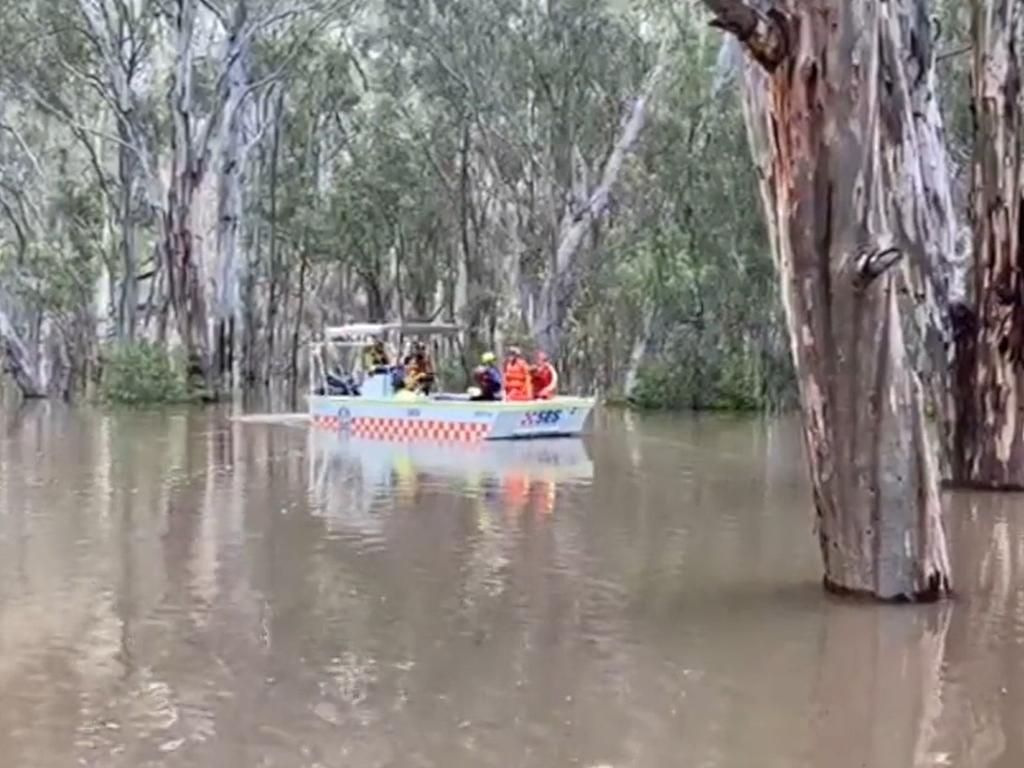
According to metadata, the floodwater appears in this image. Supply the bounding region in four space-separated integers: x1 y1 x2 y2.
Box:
1 405 1023 768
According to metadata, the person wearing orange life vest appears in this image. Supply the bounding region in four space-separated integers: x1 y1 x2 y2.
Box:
530 350 558 400
502 346 533 401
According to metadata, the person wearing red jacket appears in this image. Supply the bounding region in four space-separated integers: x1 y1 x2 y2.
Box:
531 351 558 399
502 347 533 401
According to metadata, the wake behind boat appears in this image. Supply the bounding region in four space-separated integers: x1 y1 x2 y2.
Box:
307 322 595 441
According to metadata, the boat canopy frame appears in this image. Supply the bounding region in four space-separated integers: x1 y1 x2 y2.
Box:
323 321 462 343
310 320 464 396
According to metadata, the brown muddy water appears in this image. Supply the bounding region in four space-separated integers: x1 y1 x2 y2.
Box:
0 403 1022 768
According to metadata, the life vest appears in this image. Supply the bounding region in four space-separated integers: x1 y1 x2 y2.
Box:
531 362 557 399
503 358 533 400
405 355 435 391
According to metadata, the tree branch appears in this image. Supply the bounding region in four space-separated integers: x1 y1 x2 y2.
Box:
702 0 789 72
0 121 43 178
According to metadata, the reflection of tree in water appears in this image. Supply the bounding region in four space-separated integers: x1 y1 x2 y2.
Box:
0 408 201 763
460 499 512 607
806 601 954 768
911 493 1024 768
11 410 1024 767
306 430 393 539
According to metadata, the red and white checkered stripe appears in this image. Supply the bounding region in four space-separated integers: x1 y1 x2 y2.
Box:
312 414 490 443
313 414 344 430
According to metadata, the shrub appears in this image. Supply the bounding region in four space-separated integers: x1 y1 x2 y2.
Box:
629 350 795 413
100 342 190 404
628 361 698 410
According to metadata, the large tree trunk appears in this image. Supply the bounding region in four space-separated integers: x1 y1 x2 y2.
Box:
214 1 253 391
951 1 1024 489
164 0 221 392
707 0 952 600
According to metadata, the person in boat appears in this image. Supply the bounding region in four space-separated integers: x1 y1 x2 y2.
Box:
361 338 391 375
530 350 558 400
470 351 503 401
326 367 359 396
503 346 533 401
404 342 436 394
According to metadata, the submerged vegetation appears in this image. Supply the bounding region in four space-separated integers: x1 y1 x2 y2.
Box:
99 343 190 405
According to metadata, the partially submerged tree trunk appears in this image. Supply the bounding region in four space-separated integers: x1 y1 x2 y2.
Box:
214 1 256 391
951 1 1024 489
164 0 230 393
706 0 952 600
0 307 46 398
264 89 284 386
117 140 140 342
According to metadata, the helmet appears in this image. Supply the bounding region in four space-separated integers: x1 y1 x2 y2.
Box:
481 351 496 364
508 346 522 357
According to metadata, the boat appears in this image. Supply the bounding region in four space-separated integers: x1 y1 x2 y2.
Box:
307 322 595 441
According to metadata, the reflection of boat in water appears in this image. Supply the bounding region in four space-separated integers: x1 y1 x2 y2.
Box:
307 428 594 532
307 322 595 441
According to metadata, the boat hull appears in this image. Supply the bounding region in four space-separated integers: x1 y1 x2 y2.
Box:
307 394 594 441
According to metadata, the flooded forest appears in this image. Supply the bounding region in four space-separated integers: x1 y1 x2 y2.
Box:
5 0 1024 765
0 0 798 409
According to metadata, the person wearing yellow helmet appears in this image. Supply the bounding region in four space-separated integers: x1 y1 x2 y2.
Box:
470 351 503 401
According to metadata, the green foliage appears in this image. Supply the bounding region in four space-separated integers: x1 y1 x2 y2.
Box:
628 345 794 413
100 343 191 405
12 0 977 412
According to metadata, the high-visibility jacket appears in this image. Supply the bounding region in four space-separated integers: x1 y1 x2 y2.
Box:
531 362 558 399
405 357 434 391
503 358 533 401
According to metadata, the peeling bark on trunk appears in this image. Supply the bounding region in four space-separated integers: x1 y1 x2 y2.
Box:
214 1 254 391
951 1 1024 489
879 0 962 480
164 0 225 392
709 0 952 600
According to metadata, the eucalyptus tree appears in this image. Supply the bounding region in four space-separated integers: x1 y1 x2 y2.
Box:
950 0 1024 489
703 0 956 600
